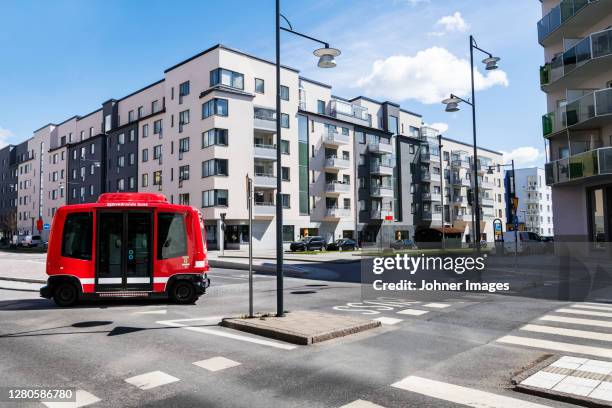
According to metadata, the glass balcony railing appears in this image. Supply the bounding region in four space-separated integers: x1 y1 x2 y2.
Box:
545 147 612 185
330 99 369 123
537 0 592 44
540 26 612 86
542 87 612 136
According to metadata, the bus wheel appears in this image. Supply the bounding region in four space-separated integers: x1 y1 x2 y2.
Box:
53 282 78 307
170 281 197 304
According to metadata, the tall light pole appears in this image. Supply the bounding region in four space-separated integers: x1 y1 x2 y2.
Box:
275 0 340 317
442 35 500 248
437 134 445 250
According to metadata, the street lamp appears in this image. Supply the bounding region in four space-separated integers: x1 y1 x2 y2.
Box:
442 35 500 247
275 0 339 317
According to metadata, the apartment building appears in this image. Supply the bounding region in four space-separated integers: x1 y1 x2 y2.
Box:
4 43 506 247
539 0 612 242
417 127 506 242
0 145 17 239
505 167 554 236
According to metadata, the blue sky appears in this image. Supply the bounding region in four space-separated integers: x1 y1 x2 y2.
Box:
0 0 545 166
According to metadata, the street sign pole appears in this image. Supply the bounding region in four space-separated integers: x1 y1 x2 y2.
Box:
246 174 254 318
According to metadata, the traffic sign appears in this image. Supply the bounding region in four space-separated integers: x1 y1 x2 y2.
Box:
43 223 50 230
384 215 393 221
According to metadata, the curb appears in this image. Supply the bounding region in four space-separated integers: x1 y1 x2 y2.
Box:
0 276 45 284
216 255 359 264
208 260 310 278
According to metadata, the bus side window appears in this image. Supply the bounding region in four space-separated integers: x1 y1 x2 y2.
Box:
158 212 187 259
62 212 93 260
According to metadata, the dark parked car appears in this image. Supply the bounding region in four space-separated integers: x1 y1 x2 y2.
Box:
326 238 357 251
289 236 327 252
390 239 416 250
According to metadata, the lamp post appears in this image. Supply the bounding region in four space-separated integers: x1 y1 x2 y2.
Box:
437 134 445 250
442 35 500 248
275 0 340 317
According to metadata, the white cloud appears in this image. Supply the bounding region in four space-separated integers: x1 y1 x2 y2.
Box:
501 146 544 167
435 12 469 33
427 122 449 133
0 127 13 149
356 47 509 104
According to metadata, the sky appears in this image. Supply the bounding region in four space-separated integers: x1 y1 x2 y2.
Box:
0 0 546 167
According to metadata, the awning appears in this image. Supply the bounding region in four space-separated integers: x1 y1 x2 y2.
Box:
432 227 464 234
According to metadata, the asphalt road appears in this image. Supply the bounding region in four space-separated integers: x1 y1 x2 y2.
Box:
0 254 611 407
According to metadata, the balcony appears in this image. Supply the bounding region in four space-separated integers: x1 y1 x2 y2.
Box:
451 176 471 187
422 192 442 202
323 131 350 146
545 147 612 185
422 211 442 221
482 207 496 218
479 180 495 190
370 162 394 176
455 213 472 222
371 186 394 198
537 0 608 46
324 157 351 170
481 197 495 207
542 87 612 138
540 26 612 92
325 182 351 195
370 208 393 220
326 207 351 219
253 202 276 219
253 144 277 161
451 158 470 168
254 173 277 189
420 152 440 163
253 107 276 132
422 172 442 183
368 142 394 155
330 99 370 126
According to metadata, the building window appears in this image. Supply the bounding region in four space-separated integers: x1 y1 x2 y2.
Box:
142 148 149 162
129 129 135 142
356 131 365 144
142 124 149 138
117 178 125 191
281 113 290 128
280 140 289 154
280 194 290 208
280 85 289 101
281 167 290 181
61 212 92 260
210 68 244 90
317 100 325 114
153 119 162 135
178 137 190 156
282 225 294 242
142 173 148 187
152 100 159 113
202 128 228 148
117 156 125 168
179 81 190 104
201 159 228 177
129 176 135 189
128 110 134 123
138 106 144 118
179 165 190 182
179 110 190 132
255 78 265 93
202 98 228 119
90 164 95 175
153 171 162 185
89 126 94 137
129 153 135 166
153 145 162 160
90 143 95 155
409 145 415 154
118 133 125 145
202 189 228 207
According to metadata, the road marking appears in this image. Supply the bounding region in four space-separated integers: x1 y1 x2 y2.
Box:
339 400 386 408
134 309 167 315
556 308 612 318
497 335 612 359
157 317 297 350
124 370 179 390
422 303 450 309
193 356 241 372
539 315 612 328
42 390 101 407
396 309 428 316
391 375 553 407
373 317 403 325
521 324 612 342
571 304 612 312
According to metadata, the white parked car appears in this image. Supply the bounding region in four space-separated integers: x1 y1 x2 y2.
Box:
502 231 546 255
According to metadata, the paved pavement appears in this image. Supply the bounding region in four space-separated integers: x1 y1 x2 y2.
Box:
1 252 612 407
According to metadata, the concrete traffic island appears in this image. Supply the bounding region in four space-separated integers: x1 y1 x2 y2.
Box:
220 311 381 345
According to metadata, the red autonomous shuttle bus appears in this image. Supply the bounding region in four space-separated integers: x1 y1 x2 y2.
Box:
40 193 210 306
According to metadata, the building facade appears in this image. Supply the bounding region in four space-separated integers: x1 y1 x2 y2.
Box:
2 43 507 247
505 167 554 237
539 0 612 242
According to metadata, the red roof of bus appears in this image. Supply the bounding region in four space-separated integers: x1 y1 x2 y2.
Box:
57 193 193 211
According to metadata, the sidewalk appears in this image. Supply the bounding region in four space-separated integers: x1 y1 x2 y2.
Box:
209 249 360 264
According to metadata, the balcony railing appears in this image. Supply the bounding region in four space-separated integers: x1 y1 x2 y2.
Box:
370 208 393 219
545 146 612 185
537 0 594 44
452 196 466 205
451 158 470 168
481 197 495 207
542 87 612 137
323 131 350 146
368 142 393 155
253 144 277 160
253 173 277 188
422 211 442 221
253 202 276 217
422 172 441 183
451 176 471 187
422 192 442 202
420 152 440 162
325 182 351 194
326 207 351 218
330 99 370 125
370 161 394 175
324 157 351 170
540 26 612 87
371 186 394 198
253 107 276 132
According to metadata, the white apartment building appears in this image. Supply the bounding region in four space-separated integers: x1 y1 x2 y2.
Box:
539 0 612 242
511 167 554 237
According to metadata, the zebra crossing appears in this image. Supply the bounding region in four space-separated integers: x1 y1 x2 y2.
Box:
496 302 612 360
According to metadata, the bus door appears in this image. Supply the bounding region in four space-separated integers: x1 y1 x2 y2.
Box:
96 211 153 291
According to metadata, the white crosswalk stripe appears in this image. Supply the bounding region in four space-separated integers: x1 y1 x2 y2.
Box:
496 303 612 360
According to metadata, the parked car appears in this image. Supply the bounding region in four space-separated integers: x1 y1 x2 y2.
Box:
289 236 327 252
326 238 357 251
502 231 546 254
27 235 45 247
390 239 417 250
11 235 28 248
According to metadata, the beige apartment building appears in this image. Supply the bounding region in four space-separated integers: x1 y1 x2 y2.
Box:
540 0 612 242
